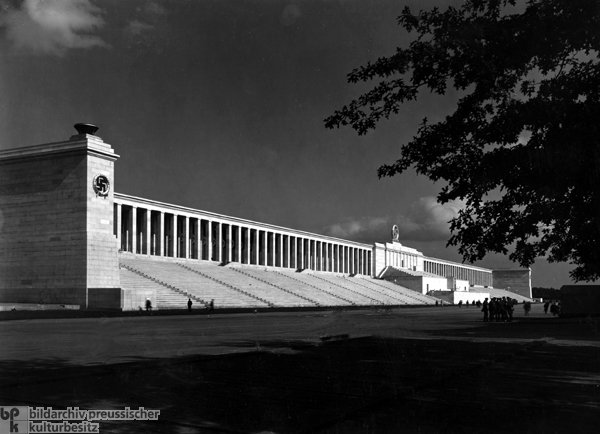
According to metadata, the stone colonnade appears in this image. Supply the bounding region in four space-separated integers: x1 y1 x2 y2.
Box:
385 247 419 271
423 259 492 287
114 194 372 276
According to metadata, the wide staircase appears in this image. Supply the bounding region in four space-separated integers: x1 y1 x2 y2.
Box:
185 262 316 308
120 256 270 309
120 267 193 310
265 268 356 307
305 273 401 305
358 277 441 305
355 276 441 305
118 254 444 310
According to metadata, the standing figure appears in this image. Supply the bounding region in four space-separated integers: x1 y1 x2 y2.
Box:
500 297 508 322
145 298 152 312
187 297 193 313
523 301 531 316
543 301 550 314
506 298 514 322
482 298 489 322
209 299 215 313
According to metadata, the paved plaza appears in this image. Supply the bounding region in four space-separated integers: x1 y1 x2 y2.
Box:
1 304 599 433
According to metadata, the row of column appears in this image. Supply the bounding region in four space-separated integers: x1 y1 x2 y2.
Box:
387 250 418 271
114 204 372 276
424 260 492 286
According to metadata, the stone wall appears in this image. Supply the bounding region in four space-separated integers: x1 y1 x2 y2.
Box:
492 268 531 298
0 135 120 308
85 148 120 289
0 151 88 304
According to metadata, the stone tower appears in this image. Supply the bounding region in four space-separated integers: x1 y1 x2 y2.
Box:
0 125 121 308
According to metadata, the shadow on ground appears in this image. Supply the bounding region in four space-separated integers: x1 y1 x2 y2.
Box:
1 332 599 434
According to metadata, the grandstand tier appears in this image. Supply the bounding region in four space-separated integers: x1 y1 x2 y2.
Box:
118 255 450 310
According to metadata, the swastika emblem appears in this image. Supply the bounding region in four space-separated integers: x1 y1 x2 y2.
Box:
93 174 110 197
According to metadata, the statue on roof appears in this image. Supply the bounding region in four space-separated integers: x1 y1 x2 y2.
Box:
391 225 400 242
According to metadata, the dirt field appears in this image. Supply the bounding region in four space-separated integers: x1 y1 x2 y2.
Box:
1 304 599 433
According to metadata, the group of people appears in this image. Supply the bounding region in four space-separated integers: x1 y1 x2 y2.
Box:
543 300 561 316
481 297 518 322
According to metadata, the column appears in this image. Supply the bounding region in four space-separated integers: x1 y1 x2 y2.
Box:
145 209 151 255
277 234 283 267
261 231 267 265
311 239 316 270
236 226 242 263
130 207 137 254
115 203 122 250
226 224 232 263
298 237 304 269
207 220 213 261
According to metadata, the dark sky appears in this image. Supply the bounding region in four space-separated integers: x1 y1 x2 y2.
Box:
0 0 577 287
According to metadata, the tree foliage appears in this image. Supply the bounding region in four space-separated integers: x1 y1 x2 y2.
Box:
325 0 600 282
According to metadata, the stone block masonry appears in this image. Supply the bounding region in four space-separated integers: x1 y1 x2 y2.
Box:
492 268 532 298
0 133 120 308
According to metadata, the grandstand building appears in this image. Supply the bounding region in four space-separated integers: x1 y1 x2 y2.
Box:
0 126 532 310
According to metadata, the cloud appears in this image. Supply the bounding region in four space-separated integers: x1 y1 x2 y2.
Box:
323 196 465 244
144 2 166 16
325 217 388 241
0 0 107 55
125 20 153 36
397 196 465 241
